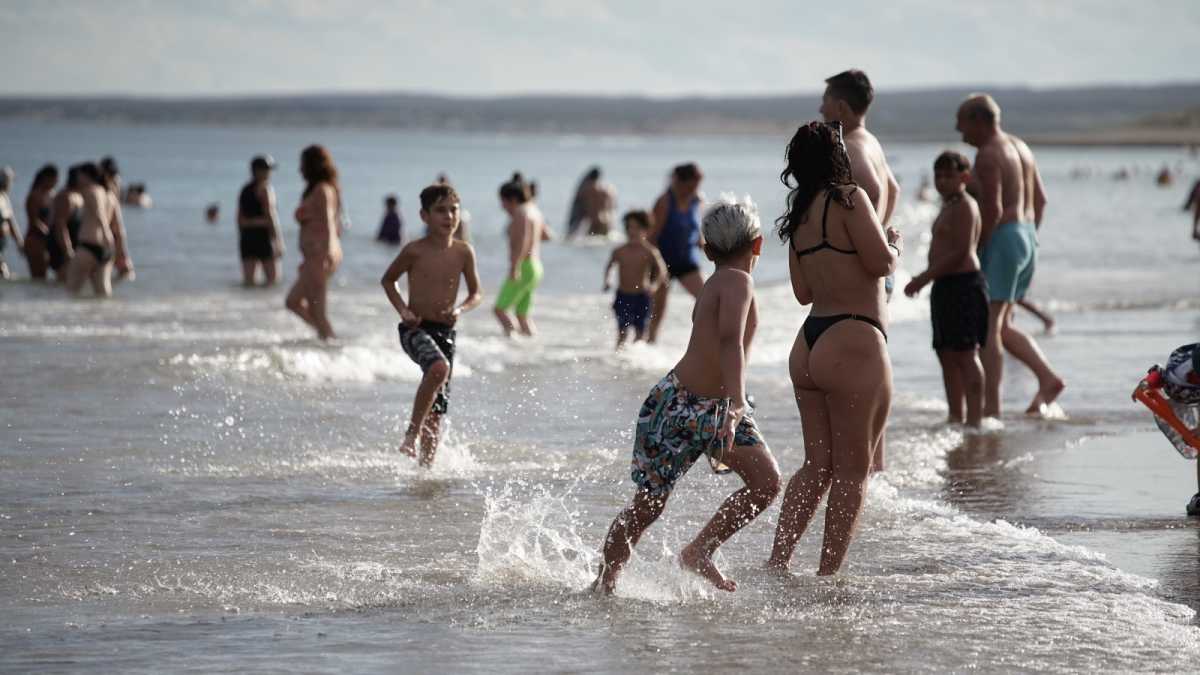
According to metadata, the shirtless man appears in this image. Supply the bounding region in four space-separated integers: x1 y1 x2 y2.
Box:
568 167 617 237
66 163 125 297
819 69 899 470
956 94 1064 417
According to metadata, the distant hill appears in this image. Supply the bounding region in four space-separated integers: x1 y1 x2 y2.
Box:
2 83 1199 144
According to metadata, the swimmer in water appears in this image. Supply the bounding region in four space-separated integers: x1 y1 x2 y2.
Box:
647 163 706 343
286 145 343 341
65 163 123 297
237 155 284 286
602 210 667 349
49 165 84 280
594 195 780 594
381 183 483 467
22 164 58 280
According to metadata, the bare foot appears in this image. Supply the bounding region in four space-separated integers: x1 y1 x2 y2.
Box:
399 432 418 459
1026 377 1066 415
679 544 736 592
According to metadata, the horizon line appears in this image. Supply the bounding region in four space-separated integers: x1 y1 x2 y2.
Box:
4 79 1200 102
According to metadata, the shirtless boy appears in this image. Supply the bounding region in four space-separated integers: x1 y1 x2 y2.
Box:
593 195 781 594
603 210 667 349
381 184 483 467
904 151 987 427
66 163 130 297
494 174 547 337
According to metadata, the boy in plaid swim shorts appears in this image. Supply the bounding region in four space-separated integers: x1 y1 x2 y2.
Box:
381 184 483 467
593 195 780 594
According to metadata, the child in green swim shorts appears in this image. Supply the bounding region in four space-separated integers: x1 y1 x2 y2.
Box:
494 173 548 337
593 194 781 595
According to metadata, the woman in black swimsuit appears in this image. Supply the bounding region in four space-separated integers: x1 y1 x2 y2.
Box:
766 121 902 576
23 164 58 280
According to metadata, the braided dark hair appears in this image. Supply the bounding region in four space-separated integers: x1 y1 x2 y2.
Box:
776 121 856 244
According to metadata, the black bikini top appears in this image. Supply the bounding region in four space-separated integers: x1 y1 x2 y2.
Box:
792 190 857 257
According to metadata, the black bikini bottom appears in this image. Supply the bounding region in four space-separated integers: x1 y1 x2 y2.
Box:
802 314 887 350
79 241 113 264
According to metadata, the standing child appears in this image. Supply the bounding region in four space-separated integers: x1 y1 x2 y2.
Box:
603 210 667 349
904 151 988 427
381 184 483 467
494 173 547 337
593 195 781 594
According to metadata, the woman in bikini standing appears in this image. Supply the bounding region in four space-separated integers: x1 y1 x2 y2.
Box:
766 121 902 575
23 164 58 280
285 145 343 341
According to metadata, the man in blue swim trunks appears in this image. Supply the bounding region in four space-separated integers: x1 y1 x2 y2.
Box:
957 94 1065 417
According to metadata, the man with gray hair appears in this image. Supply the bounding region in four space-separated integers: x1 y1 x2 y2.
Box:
0 167 22 279
956 94 1064 417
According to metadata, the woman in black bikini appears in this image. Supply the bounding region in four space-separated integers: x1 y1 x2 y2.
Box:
766 121 902 575
23 164 58 280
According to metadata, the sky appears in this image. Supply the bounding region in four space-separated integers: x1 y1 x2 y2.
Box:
3 0 1198 98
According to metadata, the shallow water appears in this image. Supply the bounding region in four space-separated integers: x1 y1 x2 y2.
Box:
2 121 1200 673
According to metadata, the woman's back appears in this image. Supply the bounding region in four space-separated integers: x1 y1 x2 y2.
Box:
790 187 886 321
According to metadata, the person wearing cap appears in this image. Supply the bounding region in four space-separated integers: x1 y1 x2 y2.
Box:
237 155 284 286
0 166 22 279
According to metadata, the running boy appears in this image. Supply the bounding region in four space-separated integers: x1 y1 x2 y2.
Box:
904 151 988 427
602 210 668 349
381 184 483 467
593 195 780 594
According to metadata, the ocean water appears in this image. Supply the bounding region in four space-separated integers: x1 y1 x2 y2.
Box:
2 120 1200 673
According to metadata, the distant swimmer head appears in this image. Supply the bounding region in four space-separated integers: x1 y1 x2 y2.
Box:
821 69 874 123
77 162 103 187
385 194 399 209
99 156 119 178
933 150 971 197
250 154 276 178
299 145 339 196
499 172 534 208
776 120 856 244
585 166 602 182
957 94 1001 145
702 193 763 265
65 164 83 190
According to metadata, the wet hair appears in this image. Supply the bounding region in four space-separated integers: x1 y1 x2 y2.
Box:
776 121 857 244
299 145 339 198
385 194 399 208
703 194 761 262
499 172 534 203
420 184 459 211
672 163 703 183
622 209 652 231
31 164 58 190
78 162 103 185
825 69 874 115
934 151 971 173
99 156 119 177
584 166 602 182
961 94 1001 124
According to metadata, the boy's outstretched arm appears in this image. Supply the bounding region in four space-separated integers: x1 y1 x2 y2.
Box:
716 273 753 449
381 246 418 324
648 248 667 293
455 245 484 318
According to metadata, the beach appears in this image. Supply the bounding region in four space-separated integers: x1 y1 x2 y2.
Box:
2 120 1200 673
